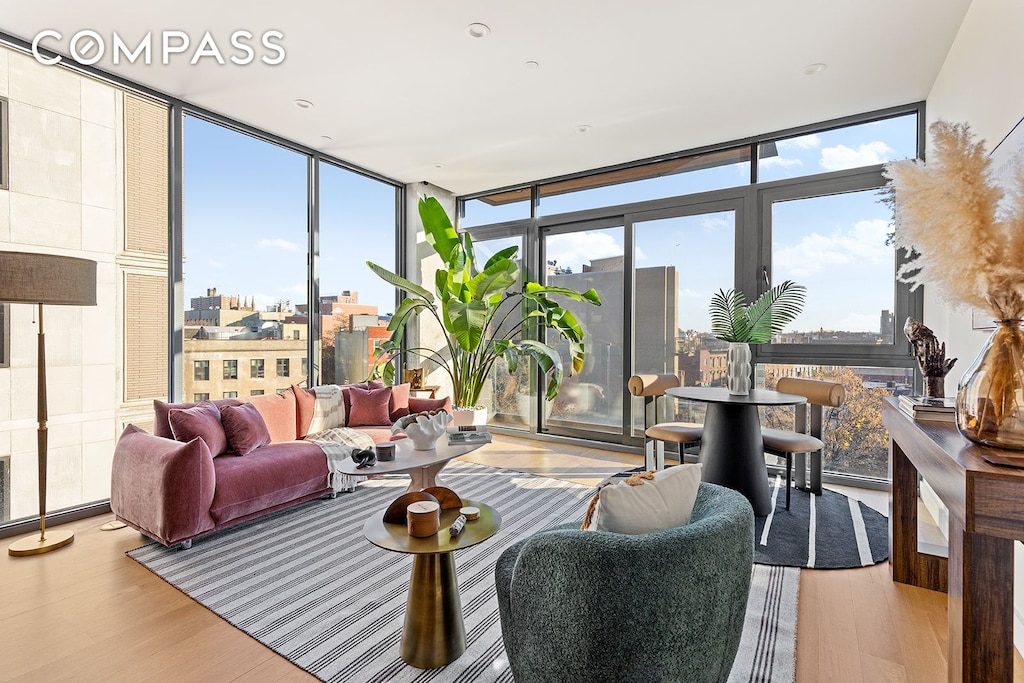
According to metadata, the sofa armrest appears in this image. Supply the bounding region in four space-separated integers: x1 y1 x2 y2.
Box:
111 424 217 547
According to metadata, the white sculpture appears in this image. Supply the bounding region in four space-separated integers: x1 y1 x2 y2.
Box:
396 410 452 450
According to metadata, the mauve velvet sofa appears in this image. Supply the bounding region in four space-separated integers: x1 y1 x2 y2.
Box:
111 383 450 548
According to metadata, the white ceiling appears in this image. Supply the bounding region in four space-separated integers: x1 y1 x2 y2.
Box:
2 1 972 196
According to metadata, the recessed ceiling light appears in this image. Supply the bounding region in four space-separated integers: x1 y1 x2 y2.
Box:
802 63 827 76
434 162 445 169
294 99 314 109
577 124 592 134
466 23 490 39
525 60 540 69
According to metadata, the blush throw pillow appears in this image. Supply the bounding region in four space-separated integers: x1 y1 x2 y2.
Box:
168 401 229 456
246 391 298 443
220 402 272 455
347 385 393 427
582 463 703 534
389 383 412 421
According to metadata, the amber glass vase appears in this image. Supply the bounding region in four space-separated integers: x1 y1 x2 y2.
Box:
956 319 1024 450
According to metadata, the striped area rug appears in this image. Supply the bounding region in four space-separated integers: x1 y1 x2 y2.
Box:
129 460 797 682
755 475 888 569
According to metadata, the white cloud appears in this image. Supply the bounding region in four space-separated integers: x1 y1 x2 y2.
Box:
546 231 623 271
820 141 895 171
256 238 302 252
699 215 731 233
778 134 821 150
758 156 803 169
773 218 892 278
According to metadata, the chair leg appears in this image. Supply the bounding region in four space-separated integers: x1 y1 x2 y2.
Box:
809 450 823 495
794 451 807 491
655 440 665 471
785 453 792 510
644 437 656 471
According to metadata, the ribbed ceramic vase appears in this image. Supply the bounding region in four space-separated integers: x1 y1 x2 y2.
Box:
726 342 752 396
956 319 1024 451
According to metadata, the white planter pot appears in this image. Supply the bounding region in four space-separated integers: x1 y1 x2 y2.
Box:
726 342 752 395
451 406 488 427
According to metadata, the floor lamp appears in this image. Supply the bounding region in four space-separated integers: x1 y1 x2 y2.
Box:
0 251 97 556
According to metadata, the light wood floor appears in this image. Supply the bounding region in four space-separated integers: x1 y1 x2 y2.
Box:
1 434 1020 682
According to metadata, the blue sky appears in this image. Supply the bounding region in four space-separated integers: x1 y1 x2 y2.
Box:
184 114 916 333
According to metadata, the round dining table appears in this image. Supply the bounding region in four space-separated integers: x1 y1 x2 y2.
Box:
666 386 806 516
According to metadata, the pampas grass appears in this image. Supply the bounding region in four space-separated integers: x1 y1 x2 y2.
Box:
883 120 1024 320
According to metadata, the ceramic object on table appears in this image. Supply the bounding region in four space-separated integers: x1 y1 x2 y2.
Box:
402 410 453 450
726 342 752 396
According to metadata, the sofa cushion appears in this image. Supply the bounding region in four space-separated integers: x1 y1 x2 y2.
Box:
153 398 241 439
582 464 703 534
389 383 412 421
348 384 393 427
292 385 316 438
220 402 272 455
111 425 217 546
209 440 329 524
245 391 297 443
409 396 453 414
168 401 229 456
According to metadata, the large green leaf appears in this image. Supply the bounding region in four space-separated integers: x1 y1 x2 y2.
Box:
468 259 518 302
366 261 434 302
420 197 460 262
446 299 489 352
483 245 520 271
525 282 602 305
511 339 565 400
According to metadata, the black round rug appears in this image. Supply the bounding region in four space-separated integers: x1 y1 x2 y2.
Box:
603 468 888 569
754 478 888 569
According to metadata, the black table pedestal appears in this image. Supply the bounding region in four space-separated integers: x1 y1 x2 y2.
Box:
699 402 773 516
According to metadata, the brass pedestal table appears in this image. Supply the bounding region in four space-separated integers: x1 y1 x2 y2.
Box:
363 500 501 668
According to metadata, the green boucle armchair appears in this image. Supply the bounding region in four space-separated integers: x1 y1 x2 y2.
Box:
495 482 754 683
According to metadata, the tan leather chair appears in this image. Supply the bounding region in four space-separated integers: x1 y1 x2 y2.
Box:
762 377 845 509
628 374 703 470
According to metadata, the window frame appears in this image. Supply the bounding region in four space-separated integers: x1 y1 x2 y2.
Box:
223 359 238 380
0 96 8 191
276 358 290 377
250 358 265 379
193 359 209 381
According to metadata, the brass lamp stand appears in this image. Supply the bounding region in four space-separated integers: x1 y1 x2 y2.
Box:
0 251 97 556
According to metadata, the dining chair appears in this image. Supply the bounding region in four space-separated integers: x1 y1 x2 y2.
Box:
627 373 702 470
762 377 845 509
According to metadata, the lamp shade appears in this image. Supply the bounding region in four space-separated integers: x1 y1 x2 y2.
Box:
0 251 96 306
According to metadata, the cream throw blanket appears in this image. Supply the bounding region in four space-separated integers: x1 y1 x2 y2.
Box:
304 385 374 493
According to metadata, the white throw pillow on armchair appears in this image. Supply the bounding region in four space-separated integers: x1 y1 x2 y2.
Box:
582 463 702 534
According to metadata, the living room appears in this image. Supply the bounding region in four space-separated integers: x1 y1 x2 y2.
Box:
1 1 1023 681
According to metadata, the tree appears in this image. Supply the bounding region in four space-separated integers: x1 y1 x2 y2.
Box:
763 366 890 479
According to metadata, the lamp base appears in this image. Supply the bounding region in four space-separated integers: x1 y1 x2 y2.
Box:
8 529 74 556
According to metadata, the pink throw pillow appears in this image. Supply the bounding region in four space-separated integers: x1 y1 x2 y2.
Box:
220 403 272 455
348 385 393 427
168 401 228 456
409 396 453 414
389 383 411 421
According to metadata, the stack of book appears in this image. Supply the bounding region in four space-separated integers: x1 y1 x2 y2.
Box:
898 395 956 423
447 425 493 445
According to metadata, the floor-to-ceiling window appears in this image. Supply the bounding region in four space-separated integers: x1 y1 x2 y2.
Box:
182 115 309 400
459 104 923 484
318 161 399 385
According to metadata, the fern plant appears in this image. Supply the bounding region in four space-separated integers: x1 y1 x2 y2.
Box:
708 280 806 344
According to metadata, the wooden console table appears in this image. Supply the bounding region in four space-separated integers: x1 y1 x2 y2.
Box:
883 397 1023 682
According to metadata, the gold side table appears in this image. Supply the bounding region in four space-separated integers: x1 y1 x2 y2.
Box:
363 499 501 669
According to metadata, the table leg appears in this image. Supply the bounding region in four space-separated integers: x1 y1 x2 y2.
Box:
698 403 772 516
406 461 448 492
946 518 1014 682
401 551 467 668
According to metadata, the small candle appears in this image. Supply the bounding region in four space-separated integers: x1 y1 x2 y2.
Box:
459 506 480 521
407 500 440 537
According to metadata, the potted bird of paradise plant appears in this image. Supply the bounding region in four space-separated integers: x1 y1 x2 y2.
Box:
367 197 601 423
